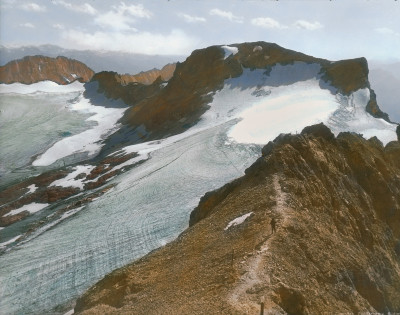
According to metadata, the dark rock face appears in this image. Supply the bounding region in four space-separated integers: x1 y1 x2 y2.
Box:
0 55 94 84
75 124 400 314
397 125 400 141
321 57 369 94
366 88 391 121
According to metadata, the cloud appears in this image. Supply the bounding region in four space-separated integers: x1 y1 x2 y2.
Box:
179 13 206 23
375 27 400 37
294 20 323 31
19 22 35 28
94 3 152 31
61 29 198 55
116 2 152 19
19 2 46 12
53 24 65 30
53 0 97 15
209 8 243 23
251 17 288 29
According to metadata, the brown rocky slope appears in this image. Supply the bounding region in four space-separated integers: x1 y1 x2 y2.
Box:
75 124 400 314
0 55 94 84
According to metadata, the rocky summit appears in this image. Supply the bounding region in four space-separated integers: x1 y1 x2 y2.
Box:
75 124 400 314
0 55 94 84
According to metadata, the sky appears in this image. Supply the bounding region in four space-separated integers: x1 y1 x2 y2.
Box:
0 0 400 62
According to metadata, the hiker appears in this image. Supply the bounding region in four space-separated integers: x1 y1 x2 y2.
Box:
270 217 276 234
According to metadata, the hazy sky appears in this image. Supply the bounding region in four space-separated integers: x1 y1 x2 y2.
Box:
1 0 399 61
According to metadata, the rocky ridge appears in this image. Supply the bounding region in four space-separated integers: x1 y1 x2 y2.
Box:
0 55 95 84
118 63 176 85
75 124 400 314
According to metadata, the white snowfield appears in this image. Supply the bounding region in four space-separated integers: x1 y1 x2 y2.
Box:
225 212 254 230
205 62 397 146
1 81 127 167
33 95 126 166
3 203 49 217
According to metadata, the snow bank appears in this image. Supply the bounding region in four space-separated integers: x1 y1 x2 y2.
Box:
225 212 253 230
3 203 49 217
33 96 126 166
50 165 95 190
0 81 84 94
221 45 239 59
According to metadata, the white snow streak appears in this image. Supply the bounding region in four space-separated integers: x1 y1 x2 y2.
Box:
0 235 22 248
225 212 253 230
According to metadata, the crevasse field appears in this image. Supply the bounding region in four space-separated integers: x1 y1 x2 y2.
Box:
0 61 397 314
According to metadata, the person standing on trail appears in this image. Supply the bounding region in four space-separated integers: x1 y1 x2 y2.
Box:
270 217 276 234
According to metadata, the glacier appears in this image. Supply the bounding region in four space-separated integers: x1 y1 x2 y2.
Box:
0 61 398 314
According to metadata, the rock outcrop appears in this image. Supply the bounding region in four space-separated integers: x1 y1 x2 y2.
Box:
75 124 400 314
0 55 94 84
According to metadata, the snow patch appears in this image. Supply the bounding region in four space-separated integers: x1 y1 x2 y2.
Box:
26 184 38 194
225 212 253 230
0 81 84 94
3 203 49 217
221 45 239 59
50 165 95 190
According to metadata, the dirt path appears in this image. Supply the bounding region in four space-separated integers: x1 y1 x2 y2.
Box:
227 174 287 313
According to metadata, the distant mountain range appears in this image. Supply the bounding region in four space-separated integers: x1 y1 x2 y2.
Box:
0 44 185 75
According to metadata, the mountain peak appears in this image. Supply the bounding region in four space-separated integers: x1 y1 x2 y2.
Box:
0 55 94 84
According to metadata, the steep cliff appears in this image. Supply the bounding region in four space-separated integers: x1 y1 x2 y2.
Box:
75 124 400 314
0 55 94 84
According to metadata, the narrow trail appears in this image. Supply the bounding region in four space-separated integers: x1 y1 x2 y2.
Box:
227 174 288 313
